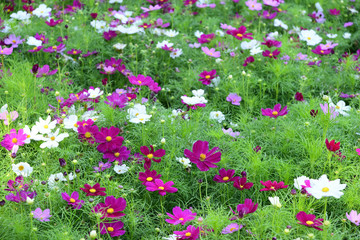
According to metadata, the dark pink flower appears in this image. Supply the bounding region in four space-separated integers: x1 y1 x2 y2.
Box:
296 211 323 231
92 196 127 219
145 179 178 196
61 191 84 209
45 19 63 27
213 168 236 183
233 177 254 191
128 74 153 86
198 69 217 85
1 129 27 151
243 56 254 66
94 126 124 153
262 49 280 59
295 92 304 101
174 225 200 239
99 221 125 237
80 183 106 196
166 206 197 225
226 26 253 41
231 198 258 219
140 145 166 169
329 9 340 16
35 65 58 78
138 169 162 185
66 49 82 55
259 180 288 191
184 140 221 171
103 146 130 164
325 139 340 152
261 103 288 118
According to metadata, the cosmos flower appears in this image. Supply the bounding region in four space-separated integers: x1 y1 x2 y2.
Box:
166 206 197 225
261 104 288 119
184 140 221 171
1 128 27 151
99 221 126 237
32 208 52 222
145 179 178 196
92 196 127 219
213 168 236 183
80 183 106 196
201 47 221 58
346 210 360 226
296 211 323 231
306 174 346 199
61 191 84 209
222 223 242 234
260 180 289 191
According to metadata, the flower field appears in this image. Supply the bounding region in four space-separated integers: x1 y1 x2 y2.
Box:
1 0 360 239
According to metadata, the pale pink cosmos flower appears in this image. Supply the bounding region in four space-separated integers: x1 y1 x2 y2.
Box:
245 0 262 11
201 47 221 58
0 46 13 55
0 111 18 125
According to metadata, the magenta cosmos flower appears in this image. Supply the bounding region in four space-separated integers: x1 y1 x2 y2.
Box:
77 119 99 144
199 69 217 85
99 221 125 237
92 196 127 219
94 126 124 153
61 191 84 209
32 208 52 222
233 177 254 191
138 169 162 185
296 211 324 231
261 103 288 119
128 74 153 86
325 139 340 152
145 179 178 196
4 34 24 48
329 9 340 16
226 26 253 41
103 146 130 164
262 49 280 59
222 223 242 234
201 47 221 58
174 225 200 240
166 206 197 225
45 19 64 27
140 145 166 169
36 65 58 78
260 180 288 191
226 93 242 105
0 46 13 55
80 183 106 196
213 168 236 183
184 140 221 171
231 198 258 219
1 128 27 151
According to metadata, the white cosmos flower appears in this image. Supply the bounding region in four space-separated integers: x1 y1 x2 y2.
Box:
32 4 52 18
268 196 282 208
250 47 263 55
343 32 351 39
170 49 182 58
209 111 225 123
113 13 128 24
194 30 204 38
88 88 103 99
115 25 143 34
241 40 260 50
156 40 173 49
35 116 57 134
114 164 129 174
127 104 147 119
209 76 220 87
274 19 288 30
192 89 205 97
10 11 31 21
163 29 179 37
109 0 123 3
315 2 323 12
181 96 208 105
326 34 337 39
23 125 44 143
63 115 79 131
90 20 109 33
330 100 351 116
129 114 152 124
26 37 42 47
82 110 101 122
176 157 191 168
215 30 224 37
294 176 310 190
299 30 322 46
12 162 33 177
267 31 279 40
113 43 127 50
40 129 69 149
306 174 346 199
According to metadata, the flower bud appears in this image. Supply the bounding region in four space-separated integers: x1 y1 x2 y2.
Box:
284 229 290 234
155 228 160 232
89 230 97 239
161 138 166 145
26 197 34 205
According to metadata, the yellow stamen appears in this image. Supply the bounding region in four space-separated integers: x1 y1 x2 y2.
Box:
306 221 314 225
89 189 96 193
223 177 229 181
107 208 114 214
18 166 24 171
114 152 120 157
272 111 278 116
12 138 18 143
158 186 165 190
106 136 112 142
147 154 154 159
322 187 329 192
200 153 206 161
69 198 76 203
146 177 153 181
107 227 114 232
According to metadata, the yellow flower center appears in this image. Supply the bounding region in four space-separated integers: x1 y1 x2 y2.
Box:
230 227 236 231
50 136 55 141
18 165 24 171
114 152 120 157
205 75 211 79
321 50 324 53
270 186 275 189
73 51 77 54
89 188 96 193
52 46 57 49
200 153 206 161
307 37 311 40
237 33 243 37
146 177 153 181
85 132 91 138
12 40 16 43
106 136 112 142
269 53 273 57
335 106 340 109
12 138 18 143
306 221 314 225
27 135 31 138
107 208 114 214
179 218 184 221
185 232 191 237
240 185 244 188
107 227 114 232
223 177 229 181
44 125 49 129
33 47 38 50
74 123 78 127
138 81 142 84
158 186 165 190
272 111 278 116
69 198 76 203
322 187 329 192
147 154 154 159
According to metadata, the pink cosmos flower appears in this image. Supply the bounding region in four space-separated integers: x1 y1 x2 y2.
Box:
138 169 162 185
344 22 353 28
245 0 262 11
329 9 340 16
104 92 128 109
243 56 254 66
262 49 280 59
233 177 254 191
145 179 178 196
61 191 84 209
1 129 27 151
222 128 241 138
231 198 258 219
296 211 323 231
67 49 82 55
36 65 58 78
320 103 339 120
166 206 197 225
128 74 153 86
222 223 242 234
346 210 360 226
226 26 253 41
99 221 126 237
103 146 130 164
198 33 215 44
261 104 288 118
45 19 64 27
199 69 217 85
32 208 52 222
80 183 106 197
0 111 18 125
43 43 66 53
174 225 200 239
263 0 283 7
226 93 242 105
213 168 236 183
92 196 127 219
140 145 166 169
184 140 221 171
259 180 288 191
0 46 13 55
311 46 332 55
94 126 124 153
262 10 277 19
201 47 221 58
4 34 24 48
